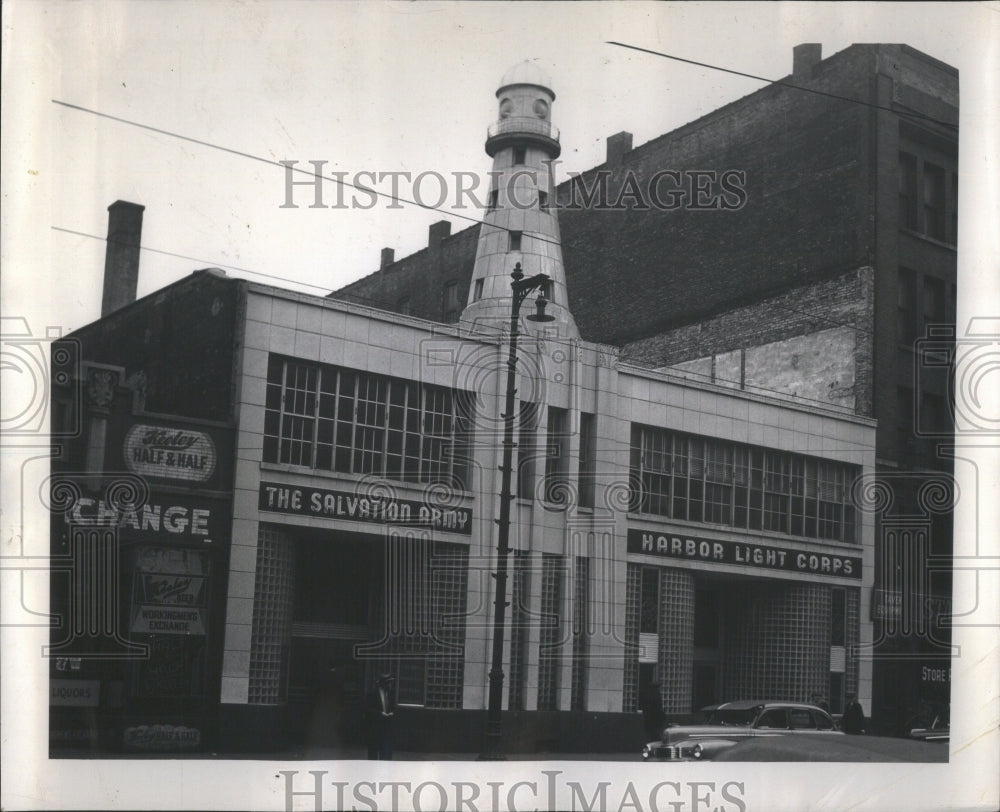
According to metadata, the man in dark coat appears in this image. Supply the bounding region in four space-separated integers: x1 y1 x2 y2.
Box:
365 671 397 759
842 693 866 734
639 681 666 741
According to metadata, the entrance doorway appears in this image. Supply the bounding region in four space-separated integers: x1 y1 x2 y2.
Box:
692 586 723 711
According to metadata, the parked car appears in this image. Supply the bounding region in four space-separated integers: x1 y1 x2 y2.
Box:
909 713 949 743
641 700 843 761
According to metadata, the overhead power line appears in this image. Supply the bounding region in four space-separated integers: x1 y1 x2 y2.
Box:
605 41 959 131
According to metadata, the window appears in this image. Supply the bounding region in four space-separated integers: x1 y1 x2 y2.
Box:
704 441 733 524
544 407 568 503
923 276 945 325
517 401 538 500
537 553 564 710
815 708 835 729
789 708 817 730
512 146 526 165
509 230 522 252
756 709 788 729
264 355 473 489
899 152 919 231
397 296 411 315
629 425 860 543
472 278 484 302
539 190 549 211
571 556 589 711
443 281 459 322
488 188 499 211
578 412 596 508
897 267 919 346
923 162 947 241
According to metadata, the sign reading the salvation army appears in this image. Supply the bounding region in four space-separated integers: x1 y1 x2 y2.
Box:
125 423 217 483
259 481 472 535
627 528 862 580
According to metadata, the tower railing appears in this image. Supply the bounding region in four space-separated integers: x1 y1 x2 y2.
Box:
487 117 560 142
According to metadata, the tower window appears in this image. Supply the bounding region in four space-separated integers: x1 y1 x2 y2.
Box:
539 191 549 211
473 278 484 302
513 146 526 166
509 231 522 252
488 189 499 211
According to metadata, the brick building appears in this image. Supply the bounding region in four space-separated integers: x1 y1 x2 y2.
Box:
49 56 882 754
334 43 958 734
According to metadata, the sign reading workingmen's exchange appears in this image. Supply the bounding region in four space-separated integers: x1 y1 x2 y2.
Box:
259 482 472 535
628 529 862 580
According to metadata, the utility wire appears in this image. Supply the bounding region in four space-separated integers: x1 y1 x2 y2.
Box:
50 225 395 309
606 41 959 131
54 98 876 339
51 224 866 408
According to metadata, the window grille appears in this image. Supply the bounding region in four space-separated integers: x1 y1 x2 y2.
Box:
629 424 861 544
571 556 589 710
537 553 564 710
265 355 473 489
622 563 642 712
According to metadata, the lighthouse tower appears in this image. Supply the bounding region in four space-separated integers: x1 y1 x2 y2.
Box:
460 61 578 337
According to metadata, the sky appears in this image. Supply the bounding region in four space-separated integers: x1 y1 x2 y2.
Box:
3 1 998 335
2 3 999 810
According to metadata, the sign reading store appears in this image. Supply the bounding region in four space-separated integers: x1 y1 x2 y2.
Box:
628 529 861 580
259 481 471 535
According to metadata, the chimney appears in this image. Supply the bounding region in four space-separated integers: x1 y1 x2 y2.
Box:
793 44 822 81
101 200 144 317
380 247 395 270
428 220 451 249
606 131 633 166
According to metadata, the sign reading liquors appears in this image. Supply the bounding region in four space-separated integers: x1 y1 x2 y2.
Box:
125 424 217 483
628 529 862 580
259 481 472 535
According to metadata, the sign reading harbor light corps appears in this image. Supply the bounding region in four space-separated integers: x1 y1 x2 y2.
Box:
627 529 862 580
258 482 472 535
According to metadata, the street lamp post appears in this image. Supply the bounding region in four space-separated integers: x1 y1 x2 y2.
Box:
480 262 554 760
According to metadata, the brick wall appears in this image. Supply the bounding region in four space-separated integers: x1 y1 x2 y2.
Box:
621 267 875 415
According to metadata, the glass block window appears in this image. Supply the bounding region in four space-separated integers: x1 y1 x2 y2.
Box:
723 583 830 704
622 563 641 712
537 553 564 711
571 556 589 711
248 525 296 704
508 550 531 711
365 538 468 709
630 424 861 544
657 568 694 713
265 355 474 489
425 542 469 709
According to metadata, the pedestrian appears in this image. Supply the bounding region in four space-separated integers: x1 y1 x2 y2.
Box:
810 692 830 713
639 681 665 741
365 670 396 759
842 693 866 734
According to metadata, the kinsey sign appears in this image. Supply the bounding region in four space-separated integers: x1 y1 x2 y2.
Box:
628 529 862 580
125 424 217 483
259 481 472 535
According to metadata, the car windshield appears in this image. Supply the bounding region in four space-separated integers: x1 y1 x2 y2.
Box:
703 707 757 726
